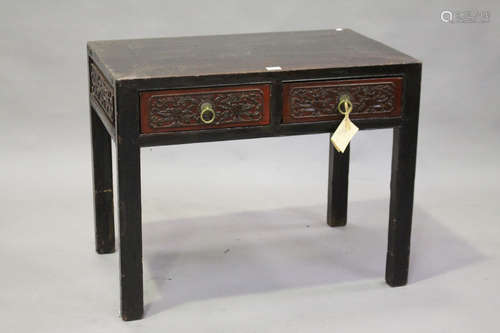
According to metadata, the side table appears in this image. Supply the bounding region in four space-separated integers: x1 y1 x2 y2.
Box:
87 29 421 321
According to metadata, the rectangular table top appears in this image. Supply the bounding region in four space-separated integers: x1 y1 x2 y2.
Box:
87 29 419 81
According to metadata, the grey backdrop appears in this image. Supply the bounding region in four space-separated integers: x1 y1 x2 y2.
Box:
1 1 499 332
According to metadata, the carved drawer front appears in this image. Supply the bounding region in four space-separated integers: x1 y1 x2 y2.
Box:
282 77 403 123
140 84 271 133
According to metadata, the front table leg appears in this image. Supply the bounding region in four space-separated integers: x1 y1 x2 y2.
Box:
116 140 143 320
116 86 144 321
386 119 419 286
327 142 350 227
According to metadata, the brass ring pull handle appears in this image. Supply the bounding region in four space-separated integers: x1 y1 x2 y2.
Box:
200 102 216 124
337 95 353 115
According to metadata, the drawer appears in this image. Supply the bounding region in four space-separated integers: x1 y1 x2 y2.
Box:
282 77 403 123
140 84 270 133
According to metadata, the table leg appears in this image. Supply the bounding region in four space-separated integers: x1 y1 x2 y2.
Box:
116 86 143 321
327 141 350 227
116 141 143 321
90 107 115 254
386 119 419 286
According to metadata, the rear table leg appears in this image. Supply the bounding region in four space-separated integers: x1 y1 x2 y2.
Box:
90 107 115 254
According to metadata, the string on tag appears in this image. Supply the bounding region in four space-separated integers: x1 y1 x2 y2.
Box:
330 95 359 153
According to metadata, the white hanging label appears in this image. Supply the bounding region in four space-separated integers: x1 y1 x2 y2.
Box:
330 96 358 153
331 117 358 153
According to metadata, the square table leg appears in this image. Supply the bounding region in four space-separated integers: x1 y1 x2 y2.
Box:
327 142 350 227
116 87 144 321
385 120 418 286
90 107 115 254
385 64 420 286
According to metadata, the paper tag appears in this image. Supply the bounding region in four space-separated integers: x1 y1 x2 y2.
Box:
331 117 359 153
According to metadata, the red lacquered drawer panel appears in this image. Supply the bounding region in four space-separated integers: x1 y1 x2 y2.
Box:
282 77 403 123
140 84 270 133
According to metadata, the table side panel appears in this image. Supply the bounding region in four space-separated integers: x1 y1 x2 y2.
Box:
89 62 115 125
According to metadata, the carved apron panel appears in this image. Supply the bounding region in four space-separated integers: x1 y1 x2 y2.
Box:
89 63 114 124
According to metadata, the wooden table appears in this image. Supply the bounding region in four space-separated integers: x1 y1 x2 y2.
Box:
87 29 421 321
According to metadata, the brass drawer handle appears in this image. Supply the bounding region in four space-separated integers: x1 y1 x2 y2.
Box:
337 95 352 115
200 102 216 124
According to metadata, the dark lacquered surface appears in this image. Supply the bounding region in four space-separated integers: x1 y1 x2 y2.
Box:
87 29 419 81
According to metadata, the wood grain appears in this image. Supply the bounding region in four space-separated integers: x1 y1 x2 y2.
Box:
87 29 419 81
